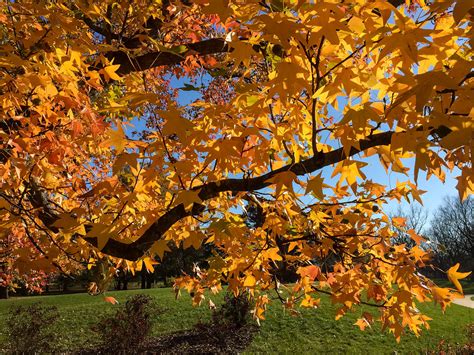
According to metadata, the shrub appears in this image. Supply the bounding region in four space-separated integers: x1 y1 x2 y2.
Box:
6 303 60 353
92 294 160 352
429 323 474 355
211 291 253 328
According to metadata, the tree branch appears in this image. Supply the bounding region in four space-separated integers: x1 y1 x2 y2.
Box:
108 38 229 75
27 125 452 260
84 130 396 259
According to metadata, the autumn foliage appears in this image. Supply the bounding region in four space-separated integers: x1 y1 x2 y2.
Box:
0 0 473 341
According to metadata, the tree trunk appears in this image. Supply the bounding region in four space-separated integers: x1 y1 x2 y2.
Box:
146 273 153 289
0 285 8 299
141 265 146 289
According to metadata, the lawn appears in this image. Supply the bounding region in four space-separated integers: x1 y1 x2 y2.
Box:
0 286 472 354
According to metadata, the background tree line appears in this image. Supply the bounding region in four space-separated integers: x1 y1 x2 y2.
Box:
2 195 471 299
391 196 473 278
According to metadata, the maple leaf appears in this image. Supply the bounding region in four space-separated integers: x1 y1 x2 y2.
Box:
266 171 298 197
143 257 158 273
103 64 121 81
447 263 472 294
243 274 256 287
104 296 119 305
354 318 371 331
160 108 194 141
101 125 127 154
298 265 320 281
172 190 202 211
150 240 171 260
305 173 327 200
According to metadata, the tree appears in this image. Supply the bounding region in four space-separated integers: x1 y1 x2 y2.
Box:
0 0 472 340
429 196 474 273
390 203 429 248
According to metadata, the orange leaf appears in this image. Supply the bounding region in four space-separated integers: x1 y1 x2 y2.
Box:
298 265 320 281
103 296 119 305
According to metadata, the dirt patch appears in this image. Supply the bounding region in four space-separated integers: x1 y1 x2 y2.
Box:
76 323 258 354
143 323 257 354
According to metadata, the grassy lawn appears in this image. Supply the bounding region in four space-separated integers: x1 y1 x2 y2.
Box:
0 287 472 353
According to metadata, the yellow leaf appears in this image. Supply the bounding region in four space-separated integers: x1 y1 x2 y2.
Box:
143 257 158 273
103 64 121 81
160 108 194 141
150 240 171 260
447 263 472 294
183 231 204 249
354 318 371 331
266 171 298 197
348 17 364 33
243 274 256 287
101 125 127 153
52 213 78 229
172 190 202 211
263 247 283 261
59 60 77 75
305 173 326 199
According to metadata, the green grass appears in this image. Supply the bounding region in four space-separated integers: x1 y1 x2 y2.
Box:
0 287 472 353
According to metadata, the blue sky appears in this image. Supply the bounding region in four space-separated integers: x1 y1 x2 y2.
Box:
126 73 460 220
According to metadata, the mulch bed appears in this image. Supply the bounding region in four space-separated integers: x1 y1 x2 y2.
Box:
76 323 258 354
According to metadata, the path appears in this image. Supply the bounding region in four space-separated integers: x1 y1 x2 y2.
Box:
453 294 474 309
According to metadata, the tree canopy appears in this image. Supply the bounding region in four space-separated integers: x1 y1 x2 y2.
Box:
0 0 473 340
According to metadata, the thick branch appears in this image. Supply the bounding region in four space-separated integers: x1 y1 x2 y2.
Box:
109 39 229 75
102 0 404 75
27 126 450 260
86 131 396 259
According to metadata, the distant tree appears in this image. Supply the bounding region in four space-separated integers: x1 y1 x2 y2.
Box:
390 204 429 248
153 243 215 286
429 197 474 274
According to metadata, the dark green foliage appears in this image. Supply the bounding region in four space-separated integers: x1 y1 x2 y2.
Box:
6 303 60 353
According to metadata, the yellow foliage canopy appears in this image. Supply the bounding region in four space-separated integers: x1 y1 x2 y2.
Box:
0 0 472 340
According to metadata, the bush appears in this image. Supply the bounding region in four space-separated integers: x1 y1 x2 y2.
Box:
212 291 253 327
429 323 474 355
92 294 160 352
6 303 60 353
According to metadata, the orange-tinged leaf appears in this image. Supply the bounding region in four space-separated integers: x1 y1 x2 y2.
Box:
243 274 256 287
172 190 202 211
408 229 426 245
392 217 406 227
104 296 119 305
354 317 371 331
298 265 320 281
447 263 472 294
101 125 127 153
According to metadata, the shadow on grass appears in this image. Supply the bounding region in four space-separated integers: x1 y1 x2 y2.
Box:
76 323 258 354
